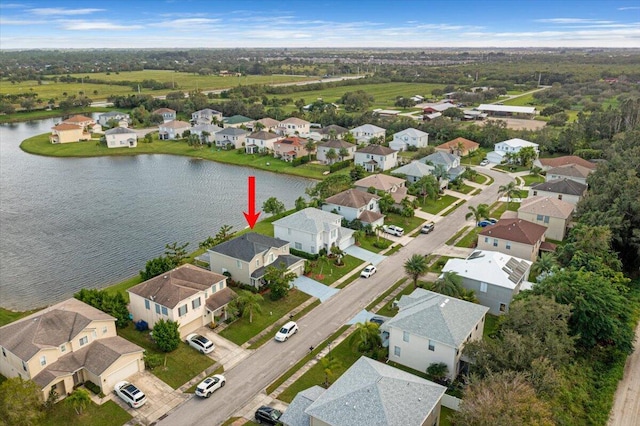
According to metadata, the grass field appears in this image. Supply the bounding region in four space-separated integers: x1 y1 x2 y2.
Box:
0 307 40 327
41 400 131 426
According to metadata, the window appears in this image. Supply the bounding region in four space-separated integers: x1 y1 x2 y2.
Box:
270 254 275 262
484 237 489 243
219 282 224 291
506 242 511 250
537 214 544 221
60 344 66 353
493 239 498 247
480 282 488 293
161 306 168 315
394 346 401 356
178 304 188 317
428 340 435 351
192 297 201 309
155 304 161 314
92 330 97 338
288 228 292 235
40 356 46 366
102 326 108 334
295 242 302 250
500 303 507 312
256 259 260 267
145 299 150 310
544 215 550 224
79 336 88 346
236 260 242 268
22 361 27 372
2 348 5 357
403 331 410 342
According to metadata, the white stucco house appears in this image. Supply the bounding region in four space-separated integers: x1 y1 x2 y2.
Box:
487 138 539 164
191 123 222 143
104 127 138 148
322 189 384 228
384 288 488 380
388 128 429 151
191 108 223 125
158 120 191 140
277 117 311 136
354 145 398 172
316 139 357 164
215 127 249 149
273 208 355 254
349 124 386 144
152 108 176 123
245 130 281 154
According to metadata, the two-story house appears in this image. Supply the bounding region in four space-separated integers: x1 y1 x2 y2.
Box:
477 218 550 262
322 189 384 228
152 108 176 123
128 264 235 337
517 196 574 241
273 136 310 161
215 127 249 149
314 124 349 140
435 137 480 157
533 155 597 172
349 124 386 145
105 127 138 148
354 145 398 172
191 123 222 143
98 111 131 128
158 120 191 140
392 161 435 183
316 139 357 164
487 138 539 164
545 164 593 185
245 130 281 154
420 151 465 182
273 208 355 254
208 233 304 288
353 174 414 206
0 298 145 401
529 178 588 206
388 128 429 152
50 123 87 144
277 117 310 136
250 117 280 132
191 108 223 125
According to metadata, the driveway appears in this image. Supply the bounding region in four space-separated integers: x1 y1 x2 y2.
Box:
343 245 386 265
198 328 252 371
292 275 339 302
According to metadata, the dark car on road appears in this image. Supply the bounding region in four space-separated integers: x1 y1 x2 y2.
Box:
255 405 282 425
477 220 494 227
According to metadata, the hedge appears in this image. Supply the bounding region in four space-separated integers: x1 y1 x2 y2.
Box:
329 160 351 173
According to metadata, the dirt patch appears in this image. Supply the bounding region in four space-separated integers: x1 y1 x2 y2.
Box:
608 321 640 425
485 117 546 131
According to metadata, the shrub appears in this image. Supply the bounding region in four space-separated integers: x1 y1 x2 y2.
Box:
143 351 163 370
329 160 351 173
373 240 390 249
290 248 319 260
152 319 181 352
291 156 310 167
84 381 101 395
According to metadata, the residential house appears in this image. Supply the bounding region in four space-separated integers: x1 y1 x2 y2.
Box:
158 120 191 140
191 108 223 125
545 164 593 185
50 123 87 144
529 178 588 206
353 174 414 205
442 250 533 315
152 108 176 123
273 207 355 254
277 117 311 136
104 127 137 148
63 114 95 129
208 233 304 288
245 130 281 154
477 218 549 262
0 298 145 401
222 115 253 128
322 189 384 228
392 161 435 183
315 124 349 140
384 288 488 380
388 128 429 152
98 111 131 128
274 136 310 161
191 123 222 143
354 145 398 172
420 151 465 183
422 102 457 115
435 137 480 157
215 127 249 149
518 196 574 241
128 264 235 337
349 123 386 145
316 139 356 164
486 138 539 164
280 356 446 426
533 155 597 172
250 117 280 132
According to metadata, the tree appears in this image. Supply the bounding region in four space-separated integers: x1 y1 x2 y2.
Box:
443 107 464 120
67 388 91 415
349 164 366 181
426 362 449 384
304 139 316 160
498 181 522 208
164 241 189 265
330 245 345 266
74 288 130 328
153 319 181 352
262 196 285 216
432 163 449 186
325 148 338 164
404 254 429 288
338 147 350 161
294 196 307 211
430 271 464 298
320 355 342 387
264 262 297 300
517 146 538 167
531 252 557 278
0 377 45 426
306 173 352 200
351 321 382 352
214 224 235 243
234 290 263 323
465 203 490 225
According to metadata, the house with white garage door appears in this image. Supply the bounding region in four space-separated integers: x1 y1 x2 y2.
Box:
273 208 355 254
0 298 145 402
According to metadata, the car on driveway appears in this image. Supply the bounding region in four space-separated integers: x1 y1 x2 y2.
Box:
488 217 498 224
421 222 435 234
360 265 377 278
477 220 494 227
195 374 226 398
114 381 147 409
255 405 283 425
480 159 490 166
186 333 215 354
383 225 404 237
369 316 385 326
275 321 298 342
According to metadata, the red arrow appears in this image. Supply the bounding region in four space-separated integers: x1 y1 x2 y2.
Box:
243 176 261 229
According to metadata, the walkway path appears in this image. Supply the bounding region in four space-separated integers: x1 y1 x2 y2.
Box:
608 321 640 426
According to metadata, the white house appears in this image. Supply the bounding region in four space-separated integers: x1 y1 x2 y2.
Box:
104 127 138 148
191 123 222 143
191 108 222 125
392 161 435 183
277 117 310 136
273 208 355 254
349 124 386 144
529 178 588 206
245 130 281 154
98 111 131 127
388 128 429 152
442 250 532 315
385 288 488 380
158 120 191 140
214 127 249 149
128 264 235 337
354 145 398 172
545 164 593 185
322 189 384 228
316 139 356 164
152 108 176 123
487 138 539 164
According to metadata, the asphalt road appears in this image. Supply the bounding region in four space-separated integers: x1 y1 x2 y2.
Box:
159 167 513 426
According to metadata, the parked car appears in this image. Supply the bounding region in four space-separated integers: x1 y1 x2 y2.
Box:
477 220 494 227
255 405 283 425
421 222 435 234
480 159 490 166
186 333 215 354
195 374 226 398
360 265 377 278
488 217 498 224
114 381 147 409
275 321 298 342
369 316 385 326
383 224 404 237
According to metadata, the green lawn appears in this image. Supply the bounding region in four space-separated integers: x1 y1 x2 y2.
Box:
483 314 500 339
365 278 407 311
384 212 426 232
41 400 131 426
455 226 481 248
219 289 310 345
307 254 363 285
248 299 321 349
356 235 391 253
441 199 466 216
428 256 455 273
506 202 521 212
449 183 475 194
0 307 40 327
494 164 530 173
117 324 214 389
522 174 545 186
419 195 459 215
375 284 417 317
440 406 455 426
445 227 470 246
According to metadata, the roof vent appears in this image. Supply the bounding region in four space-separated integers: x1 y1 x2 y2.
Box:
164 275 168 279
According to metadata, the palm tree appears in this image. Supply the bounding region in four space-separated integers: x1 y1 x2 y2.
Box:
498 181 522 209
465 203 490 225
67 388 91 415
325 148 338 164
353 229 365 246
404 254 429 288
338 147 349 161
304 139 316 160
320 355 342 387
430 271 464 297
235 290 263 323
351 321 382 352
531 252 557 277
432 164 449 188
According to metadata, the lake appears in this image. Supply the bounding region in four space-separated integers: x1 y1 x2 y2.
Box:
0 117 313 310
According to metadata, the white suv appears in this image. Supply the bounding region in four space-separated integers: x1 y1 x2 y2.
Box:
383 225 404 237
275 321 298 342
114 381 147 409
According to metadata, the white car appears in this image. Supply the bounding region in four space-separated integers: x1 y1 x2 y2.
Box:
480 159 490 166
195 374 226 398
360 265 377 278
186 333 215 354
114 381 147 409
275 321 298 342
383 225 404 237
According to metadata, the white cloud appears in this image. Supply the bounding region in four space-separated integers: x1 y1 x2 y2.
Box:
28 8 104 16
60 21 143 31
0 18 46 25
0 3 27 8
618 6 640 10
535 18 615 24
148 18 220 29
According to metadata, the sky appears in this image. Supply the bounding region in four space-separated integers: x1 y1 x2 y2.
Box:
0 0 639 49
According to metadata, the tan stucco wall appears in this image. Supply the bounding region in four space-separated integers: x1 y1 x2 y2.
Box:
518 211 568 241
477 237 540 262
52 128 84 143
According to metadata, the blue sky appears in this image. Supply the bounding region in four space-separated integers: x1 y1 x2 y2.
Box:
1 1 639 49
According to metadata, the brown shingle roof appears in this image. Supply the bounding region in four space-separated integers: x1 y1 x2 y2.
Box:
318 139 355 149
248 130 279 140
538 156 597 170
160 120 191 129
358 210 384 223
436 137 480 151
128 264 226 309
325 189 379 208
256 117 280 127
280 117 309 125
153 108 176 114
546 164 592 179
479 218 547 245
354 174 404 191
518 196 574 218
63 115 93 123
356 145 396 156
52 123 82 131
205 287 238 311
531 178 588 196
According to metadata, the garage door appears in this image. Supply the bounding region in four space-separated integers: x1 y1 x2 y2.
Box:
179 316 203 337
103 359 141 393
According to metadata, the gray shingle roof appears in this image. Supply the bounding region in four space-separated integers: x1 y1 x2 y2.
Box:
304 356 445 426
272 208 341 234
319 125 348 135
209 232 289 262
318 139 355 149
248 130 279 140
250 254 304 278
420 151 457 167
387 289 488 347
356 145 396 156
325 189 379 209
105 127 137 135
217 127 249 136
280 386 325 426
392 161 434 178
531 178 587 196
